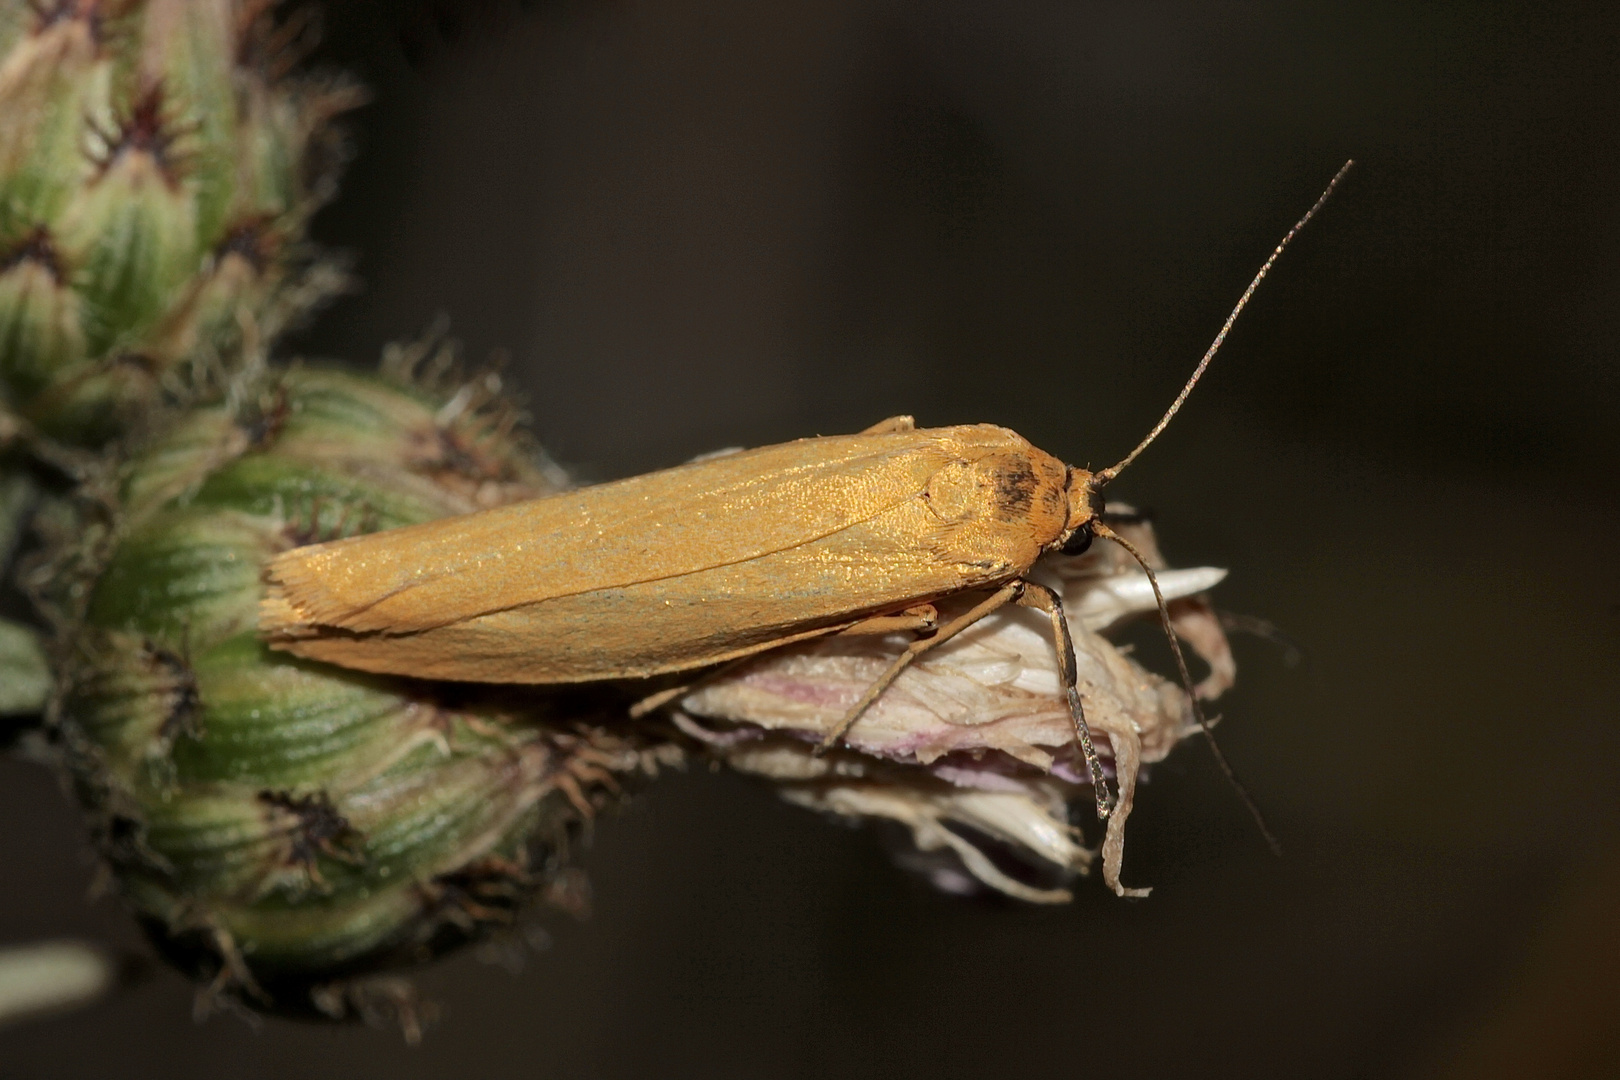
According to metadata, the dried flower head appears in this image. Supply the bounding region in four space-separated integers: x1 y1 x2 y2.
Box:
675 509 1235 898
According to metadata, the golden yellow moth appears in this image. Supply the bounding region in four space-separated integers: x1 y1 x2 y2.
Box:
261 162 1351 826
262 420 1121 807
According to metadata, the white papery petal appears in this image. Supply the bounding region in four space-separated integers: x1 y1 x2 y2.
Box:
1067 566 1228 631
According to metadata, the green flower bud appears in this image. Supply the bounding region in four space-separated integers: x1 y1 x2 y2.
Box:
56 361 673 1022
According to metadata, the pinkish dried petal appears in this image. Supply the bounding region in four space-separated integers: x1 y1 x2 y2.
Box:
718 737 1090 903
682 593 1196 771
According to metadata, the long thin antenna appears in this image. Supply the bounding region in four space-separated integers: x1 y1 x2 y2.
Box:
1093 521 1282 856
1095 159 1353 485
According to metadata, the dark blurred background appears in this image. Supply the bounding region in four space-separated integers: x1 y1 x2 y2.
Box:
4 0 1617 1076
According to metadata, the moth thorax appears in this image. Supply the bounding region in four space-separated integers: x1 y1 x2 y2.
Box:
923 448 1066 537
1062 469 1101 537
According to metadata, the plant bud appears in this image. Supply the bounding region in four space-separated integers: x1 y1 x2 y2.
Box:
49 356 673 1025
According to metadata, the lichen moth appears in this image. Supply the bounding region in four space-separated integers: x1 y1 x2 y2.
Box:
262 162 1351 824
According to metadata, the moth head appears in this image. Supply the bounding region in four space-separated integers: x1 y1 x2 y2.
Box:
1057 467 1105 556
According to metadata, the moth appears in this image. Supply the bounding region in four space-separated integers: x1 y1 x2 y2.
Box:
262 162 1350 823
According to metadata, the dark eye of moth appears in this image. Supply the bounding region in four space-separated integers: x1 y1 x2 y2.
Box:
1060 523 1094 556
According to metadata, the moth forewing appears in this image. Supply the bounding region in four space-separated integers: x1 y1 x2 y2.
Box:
263 428 958 635
260 424 1086 684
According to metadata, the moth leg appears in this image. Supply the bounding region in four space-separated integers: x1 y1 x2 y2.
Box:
627 655 760 719
857 415 916 435
630 607 938 722
627 686 683 719
1014 581 1116 820
836 603 938 636
814 584 1023 756
630 608 904 721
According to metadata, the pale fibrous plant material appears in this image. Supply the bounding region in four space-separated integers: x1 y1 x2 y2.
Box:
0 939 116 1028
